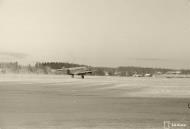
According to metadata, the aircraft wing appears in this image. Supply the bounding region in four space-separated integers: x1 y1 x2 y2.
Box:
73 70 92 75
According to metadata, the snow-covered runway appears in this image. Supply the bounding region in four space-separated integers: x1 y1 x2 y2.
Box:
0 74 189 129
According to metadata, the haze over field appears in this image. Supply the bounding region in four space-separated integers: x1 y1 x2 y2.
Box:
0 0 190 68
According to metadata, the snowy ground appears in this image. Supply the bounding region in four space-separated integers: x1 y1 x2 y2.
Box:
0 74 190 129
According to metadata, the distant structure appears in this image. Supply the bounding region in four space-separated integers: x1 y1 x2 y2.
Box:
166 71 181 75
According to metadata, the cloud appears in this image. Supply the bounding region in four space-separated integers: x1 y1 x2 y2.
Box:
0 52 28 59
132 58 170 62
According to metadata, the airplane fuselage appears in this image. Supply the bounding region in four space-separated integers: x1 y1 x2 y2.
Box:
57 67 92 79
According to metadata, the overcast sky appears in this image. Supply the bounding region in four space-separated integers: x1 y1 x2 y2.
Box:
0 0 190 68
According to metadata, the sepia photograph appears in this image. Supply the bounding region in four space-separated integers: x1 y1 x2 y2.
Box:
0 0 190 129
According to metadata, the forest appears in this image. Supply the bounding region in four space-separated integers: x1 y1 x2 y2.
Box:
0 62 190 76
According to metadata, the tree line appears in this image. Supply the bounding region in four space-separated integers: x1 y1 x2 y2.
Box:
0 62 190 76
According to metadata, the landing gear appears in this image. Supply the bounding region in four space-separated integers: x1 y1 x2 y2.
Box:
71 74 74 78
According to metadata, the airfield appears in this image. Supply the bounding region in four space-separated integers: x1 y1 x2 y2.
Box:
0 74 190 129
